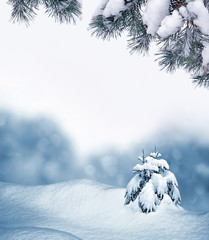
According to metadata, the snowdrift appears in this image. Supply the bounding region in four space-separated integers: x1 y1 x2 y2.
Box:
0 180 208 240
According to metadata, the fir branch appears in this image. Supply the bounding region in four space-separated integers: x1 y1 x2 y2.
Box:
43 0 82 24
127 4 153 54
193 73 209 88
90 7 134 40
8 0 82 24
89 0 142 40
90 14 126 40
8 0 38 24
156 49 180 72
127 21 153 54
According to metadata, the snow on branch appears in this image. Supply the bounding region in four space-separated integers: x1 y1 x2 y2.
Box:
142 0 170 36
133 163 159 173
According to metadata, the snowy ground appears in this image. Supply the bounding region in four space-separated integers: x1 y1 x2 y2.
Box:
0 180 209 240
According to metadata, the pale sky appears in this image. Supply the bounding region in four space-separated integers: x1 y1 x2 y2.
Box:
0 0 209 156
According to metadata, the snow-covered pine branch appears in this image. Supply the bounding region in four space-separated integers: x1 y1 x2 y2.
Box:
90 0 209 88
8 0 209 88
124 151 181 213
8 0 82 24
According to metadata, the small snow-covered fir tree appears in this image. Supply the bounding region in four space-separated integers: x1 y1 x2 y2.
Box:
124 150 181 213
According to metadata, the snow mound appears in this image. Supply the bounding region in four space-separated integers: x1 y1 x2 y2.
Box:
0 180 209 240
0 226 81 240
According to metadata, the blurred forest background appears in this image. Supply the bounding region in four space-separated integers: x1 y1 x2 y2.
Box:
0 110 208 213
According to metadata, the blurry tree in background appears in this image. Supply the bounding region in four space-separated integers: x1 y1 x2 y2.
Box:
0 111 80 185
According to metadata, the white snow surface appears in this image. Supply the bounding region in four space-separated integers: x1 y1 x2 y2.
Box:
0 227 80 240
0 180 209 240
157 10 184 38
142 0 170 35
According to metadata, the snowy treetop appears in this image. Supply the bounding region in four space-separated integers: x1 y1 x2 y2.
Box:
149 152 162 158
135 152 169 172
146 156 169 170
